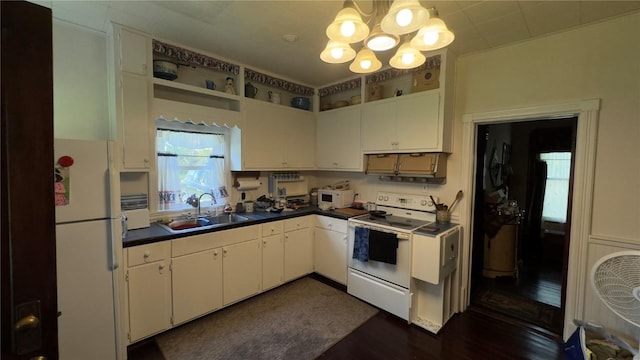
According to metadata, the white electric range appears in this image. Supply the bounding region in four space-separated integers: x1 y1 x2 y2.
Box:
347 191 461 333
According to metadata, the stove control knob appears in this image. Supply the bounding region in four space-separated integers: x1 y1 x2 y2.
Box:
420 200 427 206
378 195 383 201
383 196 389 201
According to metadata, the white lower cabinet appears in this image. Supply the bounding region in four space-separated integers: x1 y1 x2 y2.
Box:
171 248 222 325
125 217 321 345
314 216 348 284
222 239 262 305
283 216 314 282
262 233 284 290
262 221 284 290
125 242 171 343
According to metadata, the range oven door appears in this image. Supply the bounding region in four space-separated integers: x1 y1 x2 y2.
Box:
347 268 410 320
347 221 411 288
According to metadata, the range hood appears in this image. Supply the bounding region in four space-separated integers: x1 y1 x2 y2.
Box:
365 153 447 183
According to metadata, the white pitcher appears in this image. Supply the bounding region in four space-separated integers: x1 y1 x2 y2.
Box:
268 91 281 104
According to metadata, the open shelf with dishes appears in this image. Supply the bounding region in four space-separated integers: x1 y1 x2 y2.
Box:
243 68 315 111
151 39 242 112
364 54 441 103
318 77 362 112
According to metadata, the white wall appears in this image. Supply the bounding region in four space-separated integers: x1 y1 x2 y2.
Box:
453 12 640 340
53 20 110 140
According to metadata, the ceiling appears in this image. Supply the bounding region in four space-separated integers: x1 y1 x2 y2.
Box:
32 0 640 87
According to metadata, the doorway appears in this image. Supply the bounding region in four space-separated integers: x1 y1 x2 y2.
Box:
469 117 577 335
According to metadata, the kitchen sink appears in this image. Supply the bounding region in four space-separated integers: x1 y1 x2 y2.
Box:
158 214 250 234
204 213 249 224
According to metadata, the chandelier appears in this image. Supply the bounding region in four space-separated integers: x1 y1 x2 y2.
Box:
320 0 454 73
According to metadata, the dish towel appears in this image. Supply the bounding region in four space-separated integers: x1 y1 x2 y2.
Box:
352 226 370 262
368 230 399 265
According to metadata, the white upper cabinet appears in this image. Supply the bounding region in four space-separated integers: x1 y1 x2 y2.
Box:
360 50 455 154
119 72 150 169
361 91 440 152
119 27 149 75
316 106 362 171
239 100 315 170
111 24 151 171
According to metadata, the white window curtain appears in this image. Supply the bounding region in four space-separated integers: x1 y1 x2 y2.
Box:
540 152 571 223
156 123 227 211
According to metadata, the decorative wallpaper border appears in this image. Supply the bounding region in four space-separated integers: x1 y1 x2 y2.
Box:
365 54 441 84
152 39 240 75
318 77 362 97
244 68 315 97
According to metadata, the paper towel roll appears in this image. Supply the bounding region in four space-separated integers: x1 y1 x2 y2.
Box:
236 179 261 190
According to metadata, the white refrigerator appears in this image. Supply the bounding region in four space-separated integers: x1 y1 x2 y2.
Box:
54 139 123 359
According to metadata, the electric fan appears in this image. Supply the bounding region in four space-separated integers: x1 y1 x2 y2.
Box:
591 250 640 359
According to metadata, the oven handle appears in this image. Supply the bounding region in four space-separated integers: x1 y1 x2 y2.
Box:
348 223 411 240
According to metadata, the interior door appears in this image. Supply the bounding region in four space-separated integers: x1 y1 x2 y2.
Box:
1 2 58 359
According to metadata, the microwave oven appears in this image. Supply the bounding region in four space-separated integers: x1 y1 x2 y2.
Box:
317 189 354 209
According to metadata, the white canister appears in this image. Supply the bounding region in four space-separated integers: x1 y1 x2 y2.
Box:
244 201 254 213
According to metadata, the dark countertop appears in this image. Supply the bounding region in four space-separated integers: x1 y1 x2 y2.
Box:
123 206 355 248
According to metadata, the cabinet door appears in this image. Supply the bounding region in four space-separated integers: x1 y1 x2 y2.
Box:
222 240 261 305
314 228 348 284
127 261 171 342
282 109 315 169
284 227 313 282
171 249 222 325
317 107 362 170
396 92 440 151
120 72 150 169
262 234 284 290
119 27 148 75
243 101 283 169
361 100 396 152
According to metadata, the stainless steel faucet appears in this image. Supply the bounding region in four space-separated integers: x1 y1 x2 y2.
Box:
197 192 216 216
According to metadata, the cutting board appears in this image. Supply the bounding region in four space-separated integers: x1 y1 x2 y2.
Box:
334 208 368 216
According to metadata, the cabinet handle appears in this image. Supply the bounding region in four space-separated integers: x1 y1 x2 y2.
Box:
223 248 228 256
263 240 267 245
143 251 150 261
158 263 165 274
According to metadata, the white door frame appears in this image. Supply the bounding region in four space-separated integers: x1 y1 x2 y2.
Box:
459 99 600 339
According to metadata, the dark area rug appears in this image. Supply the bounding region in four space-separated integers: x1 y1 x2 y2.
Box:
156 277 378 360
475 288 563 332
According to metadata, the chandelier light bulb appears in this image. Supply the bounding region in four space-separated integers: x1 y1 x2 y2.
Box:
410 16 455 51
401 52 415 65
389 39 425 69
422 31 439 46
349 48 382 73
320 40 356 64
396 8 413 27
381 0 430 35
341 21 356 37
326 7 369 43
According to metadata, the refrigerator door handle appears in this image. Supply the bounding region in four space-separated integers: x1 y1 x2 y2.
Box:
110 219 122 270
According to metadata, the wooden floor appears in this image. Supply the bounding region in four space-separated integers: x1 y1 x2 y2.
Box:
129 275 564 360
319 309 563 360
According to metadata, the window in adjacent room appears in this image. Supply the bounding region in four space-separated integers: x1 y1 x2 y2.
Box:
540 152 571 223
156 120 228 212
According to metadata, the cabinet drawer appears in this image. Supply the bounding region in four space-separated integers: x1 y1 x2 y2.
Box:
172 233 215 257
262 221 284 237
284 216 312 232
210 224 261 247
314 215 347 233
128 242 170 267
